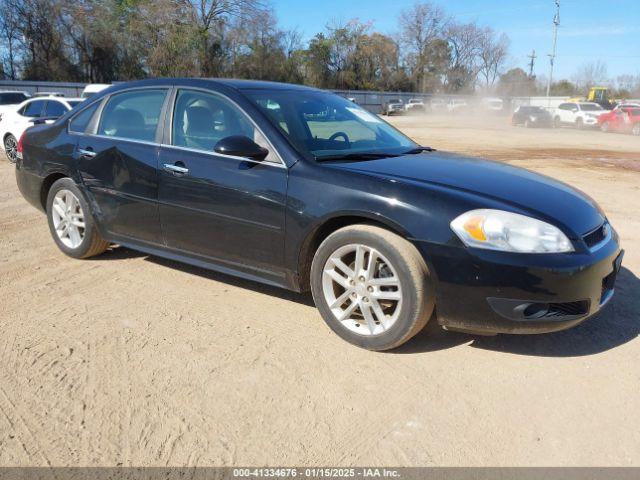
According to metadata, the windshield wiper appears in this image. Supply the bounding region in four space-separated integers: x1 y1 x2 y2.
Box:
403 146 436 154
316 152 401 162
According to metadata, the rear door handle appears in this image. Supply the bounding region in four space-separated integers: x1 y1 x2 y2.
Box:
163 163 189 175
78 148 96 159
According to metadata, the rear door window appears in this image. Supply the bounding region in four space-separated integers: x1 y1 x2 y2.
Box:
98 89 167 142
44 101 67 117
21 100 46 117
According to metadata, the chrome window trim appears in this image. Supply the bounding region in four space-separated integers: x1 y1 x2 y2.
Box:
160 143 287 169
79 132 160 148
167 86 286 167
69 133 286 169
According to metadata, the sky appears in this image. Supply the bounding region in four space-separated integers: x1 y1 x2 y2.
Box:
272 0 640 81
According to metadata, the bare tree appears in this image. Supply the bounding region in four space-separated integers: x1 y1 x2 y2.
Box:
445 21 484 92
398 2 449 92
573 61 609 90
477 28 509 88
0 0 21 79
177 0 264 75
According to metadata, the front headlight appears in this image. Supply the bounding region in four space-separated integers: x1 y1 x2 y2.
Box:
451 209 574 253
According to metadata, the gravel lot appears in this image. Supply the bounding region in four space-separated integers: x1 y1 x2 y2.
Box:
1 115 639 466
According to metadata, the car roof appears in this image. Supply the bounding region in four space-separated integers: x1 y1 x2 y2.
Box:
0 90 29 94
101 77 322 94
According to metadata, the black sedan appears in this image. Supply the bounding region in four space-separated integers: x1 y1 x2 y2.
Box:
15 79 622 350
511 105 553 128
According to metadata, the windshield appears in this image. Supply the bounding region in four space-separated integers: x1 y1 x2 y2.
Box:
580 104 603 111
246 90 417 160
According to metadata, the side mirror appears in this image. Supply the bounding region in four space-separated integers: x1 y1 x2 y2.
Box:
214 135 269 161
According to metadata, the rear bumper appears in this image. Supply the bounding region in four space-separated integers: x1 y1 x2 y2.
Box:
15 163 45 212
418 234 623 335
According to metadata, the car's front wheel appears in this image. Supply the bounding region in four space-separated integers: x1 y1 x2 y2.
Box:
46 178 110 259
3 134 18 163
310 225 435 351
632 123 640 136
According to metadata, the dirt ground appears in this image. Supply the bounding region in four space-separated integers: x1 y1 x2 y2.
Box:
1 115 639 467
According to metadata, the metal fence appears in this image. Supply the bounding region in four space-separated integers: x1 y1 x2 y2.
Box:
1 79 586 113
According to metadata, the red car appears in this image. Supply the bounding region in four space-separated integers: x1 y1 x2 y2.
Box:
598 107 640 135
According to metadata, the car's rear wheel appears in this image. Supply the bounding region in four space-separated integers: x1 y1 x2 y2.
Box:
601 121 610 133
3 134 18 163
310 225 435 351
46 178 110 259
553 116 561 128
632 123 640 136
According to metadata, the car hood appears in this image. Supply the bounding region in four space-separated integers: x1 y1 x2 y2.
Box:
328 152 605 236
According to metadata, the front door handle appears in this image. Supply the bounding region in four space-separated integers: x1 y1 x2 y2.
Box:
78 148 96 159
163 163 189 175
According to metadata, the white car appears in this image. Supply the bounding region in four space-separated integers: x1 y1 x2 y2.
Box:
81 84 111 99
553 102 607 129
1 96 83 163
405 98 426 113
32 91 65 98
447 98 468 113
430 98 447 112
0 91 31 119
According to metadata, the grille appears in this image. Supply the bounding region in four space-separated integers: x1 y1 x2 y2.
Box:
544 301 590 318
583 223 608 248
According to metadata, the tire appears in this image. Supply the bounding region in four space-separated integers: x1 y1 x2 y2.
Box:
3 134 18 163
576 118 584 130
632 123 640 136
601 121 610 133
310 225 435 351
553 117 561 128
46 178 110 259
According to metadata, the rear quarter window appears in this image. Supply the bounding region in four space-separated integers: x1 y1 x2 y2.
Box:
69 102 101 133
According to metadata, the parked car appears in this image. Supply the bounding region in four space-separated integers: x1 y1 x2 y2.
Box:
33 92 65 98
482 97 504 113
0 91 31 119
1 97 82 162
81 84 111 99
598 107 640 135
381 98 404 115
511 106 553 128
405 98 426 113
15 79 622 350
430 98 447 112
447 98 468 113
553 102 606 129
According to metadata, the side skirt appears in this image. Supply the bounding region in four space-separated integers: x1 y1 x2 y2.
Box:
107 235 295 291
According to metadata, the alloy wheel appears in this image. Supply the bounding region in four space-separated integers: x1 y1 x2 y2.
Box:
51 189 86 249
4 135 18 163
322 244 403 336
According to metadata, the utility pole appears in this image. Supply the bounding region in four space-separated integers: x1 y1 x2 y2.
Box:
546 0 560 99
527 50 537 78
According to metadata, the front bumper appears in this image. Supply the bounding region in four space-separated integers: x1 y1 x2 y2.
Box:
418 234 623 335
